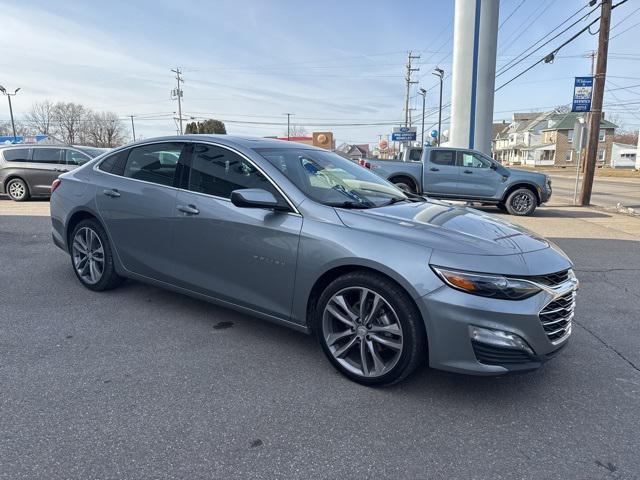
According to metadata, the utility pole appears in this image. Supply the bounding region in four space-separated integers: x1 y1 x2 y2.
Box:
130 115 136 141
418 88 426 145
579 0 612 206
284 113 293 140
433 67 445 146
404 51 420 128
0 85 20 142
171 68 184 134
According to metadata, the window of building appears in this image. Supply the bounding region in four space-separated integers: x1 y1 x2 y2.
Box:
565 150 573 162
188 144 277 198
598 149 605 162
123 142 183 186
567 130 574 143
32 148 64 164
598 129 605 142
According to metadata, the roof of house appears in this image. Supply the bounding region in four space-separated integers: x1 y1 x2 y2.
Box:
513 113 537 122
542 112 617 131
492 122 508 138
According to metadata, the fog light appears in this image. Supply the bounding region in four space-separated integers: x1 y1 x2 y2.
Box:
468 326 534 356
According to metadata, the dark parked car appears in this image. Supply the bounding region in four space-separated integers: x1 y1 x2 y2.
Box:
50 136 577 386
0 144 107 201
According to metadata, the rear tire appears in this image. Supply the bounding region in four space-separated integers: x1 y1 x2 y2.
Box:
6 178 30 202
505 188 537 216
70 219 123 291
391 178 417 194
314 271 426 386
496 202 507 212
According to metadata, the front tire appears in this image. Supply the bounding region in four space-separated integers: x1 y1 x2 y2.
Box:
314 271 426 386
6 178 30 201
70 219 123 291
505 188 537 216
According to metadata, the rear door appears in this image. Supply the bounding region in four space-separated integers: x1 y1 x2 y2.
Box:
94 142 187 283
30 148 66 195
457 151 500 198
423 149 459 195
171 142 302 320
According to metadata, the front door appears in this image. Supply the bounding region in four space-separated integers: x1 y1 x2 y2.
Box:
457 151 500 198
423 149 459 195
30 147 67 195
172 143 302 320
95 142 186 283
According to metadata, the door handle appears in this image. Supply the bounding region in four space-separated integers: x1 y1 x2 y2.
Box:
103 189 120 198
178 204 199 215
463 170 473 174
429 167 439 171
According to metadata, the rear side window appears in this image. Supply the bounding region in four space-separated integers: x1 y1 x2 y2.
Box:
98 149 129 175
123 143 183 187
430 150 456 166
3 148 30 162
188 143 277 198
409 149 422 162
33 148 64 164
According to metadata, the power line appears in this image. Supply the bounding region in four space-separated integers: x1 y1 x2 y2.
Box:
498 0 527 31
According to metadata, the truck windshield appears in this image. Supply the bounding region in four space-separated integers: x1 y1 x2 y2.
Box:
255 148 407 208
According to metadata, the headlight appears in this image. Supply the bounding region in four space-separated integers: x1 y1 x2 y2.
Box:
431 266 542 300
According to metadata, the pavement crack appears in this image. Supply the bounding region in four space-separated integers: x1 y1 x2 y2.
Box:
574 320 640 374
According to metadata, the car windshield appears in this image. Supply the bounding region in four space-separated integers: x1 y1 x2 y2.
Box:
255 148 407 208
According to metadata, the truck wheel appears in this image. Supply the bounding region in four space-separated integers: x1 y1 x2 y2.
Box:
392 179 416 193
505 188 537 216
314 271 426 386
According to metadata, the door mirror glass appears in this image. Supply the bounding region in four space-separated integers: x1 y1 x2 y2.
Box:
231 188 281 210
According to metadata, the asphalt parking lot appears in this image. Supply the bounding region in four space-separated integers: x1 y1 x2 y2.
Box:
1 200 639 479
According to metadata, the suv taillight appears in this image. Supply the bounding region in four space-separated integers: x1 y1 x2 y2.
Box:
51 179 61 193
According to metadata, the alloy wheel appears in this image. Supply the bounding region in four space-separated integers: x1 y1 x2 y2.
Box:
72 227 105 285
512 192 533 213
322 287 403 378
8 181 26 200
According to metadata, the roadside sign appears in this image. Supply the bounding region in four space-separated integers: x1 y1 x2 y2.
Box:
571 77 593 112
392 126 417 141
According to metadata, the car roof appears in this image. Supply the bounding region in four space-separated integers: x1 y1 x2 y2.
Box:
122 134 324 151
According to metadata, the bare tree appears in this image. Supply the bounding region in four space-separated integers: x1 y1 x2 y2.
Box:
85 111 127 147
284 125 308 137
54 102 87 144
25 100 56 135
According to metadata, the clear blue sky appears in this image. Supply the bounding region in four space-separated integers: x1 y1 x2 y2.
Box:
2 0 640 145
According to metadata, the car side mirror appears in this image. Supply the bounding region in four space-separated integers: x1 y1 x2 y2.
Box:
231 188 282 210
490 163 498 170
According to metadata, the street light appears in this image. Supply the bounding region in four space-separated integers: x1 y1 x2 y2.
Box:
0 85 21 143
418 88 427 146
432 67 444 146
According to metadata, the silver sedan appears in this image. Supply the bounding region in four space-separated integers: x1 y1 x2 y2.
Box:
50 135 577 386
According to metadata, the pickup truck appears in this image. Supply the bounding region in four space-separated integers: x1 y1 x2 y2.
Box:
367 146 552 216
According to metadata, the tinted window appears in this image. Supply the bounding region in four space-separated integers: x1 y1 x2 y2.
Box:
123 143 183 186
409 149 422 162
3 148 30 162
66 149 91 165
33 148 64 164
189 144 278 198
430 150 456 166
458 152 491 169
99 150 128 175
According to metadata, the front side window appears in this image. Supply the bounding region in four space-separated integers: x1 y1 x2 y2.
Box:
458 152 491 169
3 148 30 162
256 148 405 208
66 149 91 165
32 148 63 164
123 143 183 186
431 150 456 166
189 144 277 198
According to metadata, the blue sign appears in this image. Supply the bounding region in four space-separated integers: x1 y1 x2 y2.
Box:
391 132 417 141
571 77 593 112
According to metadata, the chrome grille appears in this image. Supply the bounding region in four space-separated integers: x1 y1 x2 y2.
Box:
526 270 570 287
540 290 575 342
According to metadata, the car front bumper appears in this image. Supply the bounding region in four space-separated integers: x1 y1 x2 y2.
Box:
416 278 575 375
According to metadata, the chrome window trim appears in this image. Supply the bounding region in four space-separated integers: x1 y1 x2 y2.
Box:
92 139 301 216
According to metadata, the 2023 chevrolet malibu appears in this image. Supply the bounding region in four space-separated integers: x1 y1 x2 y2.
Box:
50 136 578 386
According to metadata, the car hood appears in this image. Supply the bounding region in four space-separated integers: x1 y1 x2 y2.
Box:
507 168 548 183
335 200 550 256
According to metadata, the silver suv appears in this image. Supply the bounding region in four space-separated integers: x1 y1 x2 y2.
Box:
50 135 578 386
0 144 106 201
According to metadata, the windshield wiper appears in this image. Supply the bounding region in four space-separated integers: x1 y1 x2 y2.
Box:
380 197 411 207
326 201 372 209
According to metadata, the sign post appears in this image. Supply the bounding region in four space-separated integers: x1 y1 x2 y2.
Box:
571 77 594 113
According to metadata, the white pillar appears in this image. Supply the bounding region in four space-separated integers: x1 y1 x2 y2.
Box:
636 129 640 170
449 0 500 155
